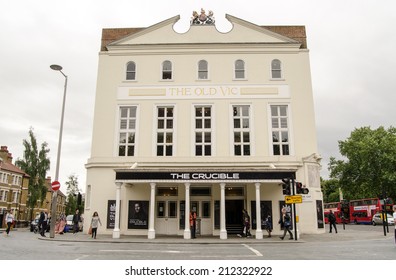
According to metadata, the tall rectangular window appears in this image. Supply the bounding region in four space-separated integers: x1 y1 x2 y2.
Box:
233 105 251 156
271 105 290 155
198 60 208 80
157 107 174 156
12 191 18 203
195 106 212 156
118 106 137 156
271 59 282 79
235 60 245 79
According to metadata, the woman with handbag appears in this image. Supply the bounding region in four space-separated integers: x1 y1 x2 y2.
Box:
90 211 102 239
279 213 293 240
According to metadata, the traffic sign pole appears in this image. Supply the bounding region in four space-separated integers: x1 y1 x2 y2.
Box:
291 178 297 241
50 181 61 238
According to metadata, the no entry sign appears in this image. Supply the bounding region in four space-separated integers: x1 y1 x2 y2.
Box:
51 181 60 191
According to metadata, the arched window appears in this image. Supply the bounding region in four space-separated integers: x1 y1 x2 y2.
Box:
235 60 245 79
126 61 136 80
198 60 208 80
271 59 282 79
162 60 172 80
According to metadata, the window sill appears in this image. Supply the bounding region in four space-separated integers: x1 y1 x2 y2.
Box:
233 78 248 81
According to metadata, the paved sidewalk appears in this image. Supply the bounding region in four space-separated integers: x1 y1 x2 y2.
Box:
32 225 393 244
3 224 393 244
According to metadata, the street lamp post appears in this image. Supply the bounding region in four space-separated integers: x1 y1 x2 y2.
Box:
49 64 68 238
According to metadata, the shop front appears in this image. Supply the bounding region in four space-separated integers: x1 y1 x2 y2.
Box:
111 170 295 239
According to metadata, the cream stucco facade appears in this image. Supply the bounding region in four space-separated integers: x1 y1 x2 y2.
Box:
85 13 324 239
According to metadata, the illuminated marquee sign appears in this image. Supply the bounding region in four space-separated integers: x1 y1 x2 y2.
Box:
116 171 295 181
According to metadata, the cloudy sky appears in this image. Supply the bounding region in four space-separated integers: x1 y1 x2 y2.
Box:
1 0 395 194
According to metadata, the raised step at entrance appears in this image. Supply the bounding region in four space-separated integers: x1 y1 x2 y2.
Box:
226 224 243 235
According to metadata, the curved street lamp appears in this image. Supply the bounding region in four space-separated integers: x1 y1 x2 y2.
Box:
49 64 68 238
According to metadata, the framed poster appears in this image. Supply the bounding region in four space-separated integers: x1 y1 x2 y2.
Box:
128 200 149 229
106 200 120 229
250 201 272 230
316 200 324 228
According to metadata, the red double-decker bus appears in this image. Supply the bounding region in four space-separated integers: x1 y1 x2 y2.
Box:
349 198 393 224
324 198 393 225
324 201 350 224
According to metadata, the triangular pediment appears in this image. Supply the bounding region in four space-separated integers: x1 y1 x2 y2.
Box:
107 14 301 49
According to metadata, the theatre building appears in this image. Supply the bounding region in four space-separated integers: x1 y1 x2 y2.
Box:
84 10 324 239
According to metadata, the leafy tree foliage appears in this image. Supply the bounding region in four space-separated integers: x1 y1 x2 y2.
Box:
321 178 341 203
15 128 50 220
65 174 81 215
328 126 396 201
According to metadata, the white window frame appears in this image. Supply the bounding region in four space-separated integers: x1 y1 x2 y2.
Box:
117 106 138 157
232 105 251 156
197 60 209 80
270 59 283 79
155 106 174 156
194 105 213 156
269 104 291 156
161 60 173 80
12 191 18 203
126 61 136 81
234 59 246 80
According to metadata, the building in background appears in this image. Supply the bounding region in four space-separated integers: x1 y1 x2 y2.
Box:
0 146 66 228
0 146 29 227
85 10 323 239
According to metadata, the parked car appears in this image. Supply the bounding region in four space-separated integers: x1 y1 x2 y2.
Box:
30 215 40 232
372 213 395 226
65 214 83 232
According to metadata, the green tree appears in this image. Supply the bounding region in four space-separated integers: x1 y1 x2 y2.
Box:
15 128 50 220
328 126 396 201
321 178 341 203
65 174 81 215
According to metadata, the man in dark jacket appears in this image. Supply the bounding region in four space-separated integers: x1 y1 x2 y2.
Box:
328 210 338 233
72 209 81 234
39 211 48 237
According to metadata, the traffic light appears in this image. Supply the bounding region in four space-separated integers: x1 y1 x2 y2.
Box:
296 182 303 194
296 182 309 194
282 178 291 195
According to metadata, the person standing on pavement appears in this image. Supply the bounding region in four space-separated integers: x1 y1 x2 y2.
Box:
39 211 48 237
190 210 197 239
4 209 14 236
328 210 338 233
73 209 81 234
90 211 102 239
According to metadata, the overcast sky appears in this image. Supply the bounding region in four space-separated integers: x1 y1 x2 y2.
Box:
1 0 395 194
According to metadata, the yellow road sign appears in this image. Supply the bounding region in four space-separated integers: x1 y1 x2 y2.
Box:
285 195 303 204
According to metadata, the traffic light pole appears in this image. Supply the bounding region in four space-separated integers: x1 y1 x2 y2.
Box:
291 178 297 241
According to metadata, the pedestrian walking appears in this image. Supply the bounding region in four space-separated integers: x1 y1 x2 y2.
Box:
328 210 338 233
238 209 251 237
90 211 102 239
4 209 14 236
264 214 272 237
279 212 293 240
